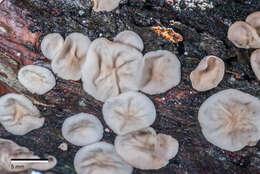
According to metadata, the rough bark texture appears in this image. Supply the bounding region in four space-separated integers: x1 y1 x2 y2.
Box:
0 0 260 174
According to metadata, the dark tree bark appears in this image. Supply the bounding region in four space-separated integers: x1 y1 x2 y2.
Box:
0 0 260 173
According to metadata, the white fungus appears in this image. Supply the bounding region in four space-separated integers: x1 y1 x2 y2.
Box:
250 49 260 80
51 33 91 81
139 50 181 95
245 11 260 31
92 0 121 12
0 93 44 135
62 113 103 146
190 55 225 91
74 142 133 174
198 89 260 152
18 65 56 95
227 21 260 49
115 127 179 170
81 38 143 102
40 33 64 60
114 30 144 51
102 91 156 135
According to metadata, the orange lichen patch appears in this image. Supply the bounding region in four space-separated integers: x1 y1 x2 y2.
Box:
151 26 183 43
226 70 241 79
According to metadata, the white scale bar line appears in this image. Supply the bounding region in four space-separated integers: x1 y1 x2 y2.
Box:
11 160 49 163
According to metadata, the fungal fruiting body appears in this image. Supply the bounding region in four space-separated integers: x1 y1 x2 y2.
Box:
81 38 143 102
228 21 260 49
18 65 56 95
0 93 44 135
62 113 104 146
250 49 260 80
114 30 144 51
0 138 56 173
40 33 64 60
115 127 179 170
246 11 260 32
139 50 181 95
190 55 225 91
92 0 121 12
41 33 91 81
51 33 91 80
102 91 156 135
198 89 260 152
74 142 133 174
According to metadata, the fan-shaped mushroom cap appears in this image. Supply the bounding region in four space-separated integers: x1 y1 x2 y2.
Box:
0 138 57 173
139 50 181 95
41 33 64 60
198 89 260 152
74 142 133 174
250 49 260 80
81 38 143 102
190 55 225 91
18 65 56 95
0 93 44 135
115 127 179 170
227 21 260 49
92 0 121 12
103 91 156 135
51 32 91 81
114 30 144 51
62 113 103 146
246 11 260 29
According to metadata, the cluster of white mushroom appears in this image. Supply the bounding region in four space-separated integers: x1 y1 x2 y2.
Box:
0 29 181 173
228 11 260 80
40 30 181 101
61 92 179 173
42 30 180 173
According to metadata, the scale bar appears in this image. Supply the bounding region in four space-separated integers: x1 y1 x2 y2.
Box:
11 159 49 163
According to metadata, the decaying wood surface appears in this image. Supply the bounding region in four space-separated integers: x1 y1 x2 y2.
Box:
0 0 260 173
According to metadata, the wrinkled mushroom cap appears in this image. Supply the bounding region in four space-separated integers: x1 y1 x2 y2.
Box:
115 127 179 170
92 0 121 12
81 38 143 102
190 55 225 91
41 33 64 60
246 11 260 29
103 91 156 135
51 32 91 81
250 49 260 80
227 21 260 49
18 65 56 95
139 50 181 95
0 93 44 135
0 138 57 172
114 30 144 51
74 142 133 174
198 89 260 152
62 113 103 146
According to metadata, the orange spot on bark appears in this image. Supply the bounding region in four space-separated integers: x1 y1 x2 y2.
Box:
151 26 183 43
226 70 241 79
